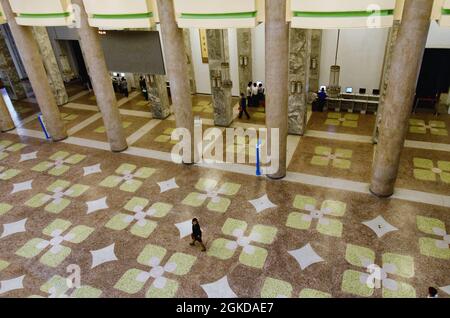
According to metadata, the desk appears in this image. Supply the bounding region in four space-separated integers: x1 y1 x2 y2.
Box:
325 94 380 114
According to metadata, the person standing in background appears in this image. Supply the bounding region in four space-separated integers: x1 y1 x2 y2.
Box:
120 77 129 98
238 93 251 120
251 82 259 107
258 83 265 107
246 82 253 107
139 76 149 101
317 87 328 112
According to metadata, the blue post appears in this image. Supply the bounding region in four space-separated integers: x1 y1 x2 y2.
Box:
256 139 262 176
38 114 51 140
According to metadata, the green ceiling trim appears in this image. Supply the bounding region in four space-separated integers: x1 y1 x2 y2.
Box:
92 12 154 19
18 12 71 18
180 11 257 19
293 10 394 18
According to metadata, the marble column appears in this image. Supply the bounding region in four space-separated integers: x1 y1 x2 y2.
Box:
266 0 289 179
237 28 252 96
370 0 433 197
147 74 171 119
1 0 67 141
183 29 197 94
73 0 127 152
0 94 14 132
0 30 26 100
288 28 311 135
372 21 400 143
157 0 194 163
206 29 233 127
309 30 322 97
140 26 172 119
32 27 68 106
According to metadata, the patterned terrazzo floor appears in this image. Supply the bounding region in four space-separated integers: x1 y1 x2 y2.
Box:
0 93 449 298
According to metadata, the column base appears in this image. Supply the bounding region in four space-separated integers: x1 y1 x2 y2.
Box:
266 173 286 180
369 187 393 198
182 161 195 166
111 146 128 153
1 126 16 133
52 135 69 142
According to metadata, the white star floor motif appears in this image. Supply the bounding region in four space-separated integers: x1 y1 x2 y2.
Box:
362 216 399 238
439 285 450 295
174 220 193 239
19 151 37 162
90 243 118 269
1 219 27 239
0 275 25 295
86 197 109 214
83 163 102 176
288 243 324 270
11 180 33 194
157 178 179 193
201 276 237 298
248 194 277 213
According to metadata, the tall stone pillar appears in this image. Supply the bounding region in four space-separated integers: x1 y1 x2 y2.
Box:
309 30 322 97
73 0 127 152
372 21 401 143
183 29 197 94
288 28 311 135
206 29 233 127
32 27 68 106
1 0 67 141
237 28 252 96
370 0 433 197
0 94 14 132
157 0 194 163
142 26 171 119
265 0 289 179
147 74 171 119
0 30 26 100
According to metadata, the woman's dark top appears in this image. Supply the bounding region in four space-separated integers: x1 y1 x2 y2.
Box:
192 223 202 238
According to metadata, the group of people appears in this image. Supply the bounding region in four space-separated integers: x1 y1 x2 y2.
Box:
239 81 266 120
112 77 129 98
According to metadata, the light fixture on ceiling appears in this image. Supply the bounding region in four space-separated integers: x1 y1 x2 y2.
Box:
327 29 341 98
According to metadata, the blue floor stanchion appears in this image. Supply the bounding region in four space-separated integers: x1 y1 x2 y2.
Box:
256 139 262 176
38 114 51 140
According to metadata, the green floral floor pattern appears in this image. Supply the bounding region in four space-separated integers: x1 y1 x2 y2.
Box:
286 195 346 237
25 180 89 214
208 218 277 269
0 140 26 160
114 244 196 298
16 218 94 268
182 178 240 213
30 275 102 298
413 158 450 183
325 113 359 127
341 244 415 298
260 277 331 298
0 166 21 180
416 216 450 260
31 151 86 176
94 121 132 133
99 163 156 193
409 119 448 136
105 197 172 238
154 128 178 144
311 146 352 169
